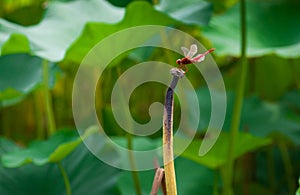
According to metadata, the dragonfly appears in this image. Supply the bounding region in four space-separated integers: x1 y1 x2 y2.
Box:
176 44 215 72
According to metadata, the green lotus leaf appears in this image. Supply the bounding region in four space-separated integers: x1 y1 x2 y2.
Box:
117 157 215 195
0 141 120 195
191 88 300 146
0 54 58 107
64 1 178 65
0 0 125 61
203 1 300 58
1 128 97 168
176 132 271 169
155 0 213 25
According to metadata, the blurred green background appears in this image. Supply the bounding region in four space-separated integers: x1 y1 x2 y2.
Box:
0 0 300 194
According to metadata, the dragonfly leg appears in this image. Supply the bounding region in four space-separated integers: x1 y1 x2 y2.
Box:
184 65 188 73
177 64 187 74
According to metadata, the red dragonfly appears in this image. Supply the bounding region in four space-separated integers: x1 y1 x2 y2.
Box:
176 44 215 72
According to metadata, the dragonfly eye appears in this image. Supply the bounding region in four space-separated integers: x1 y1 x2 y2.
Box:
176 59 181 65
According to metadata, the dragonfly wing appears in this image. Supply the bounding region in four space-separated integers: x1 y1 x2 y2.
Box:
187 44 197 58
191 54 205 63
191 48 215 62
181 46 189 57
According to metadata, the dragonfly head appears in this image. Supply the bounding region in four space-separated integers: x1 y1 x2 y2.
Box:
176 59 182 65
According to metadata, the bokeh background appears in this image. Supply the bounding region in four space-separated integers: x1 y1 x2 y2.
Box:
0 0 300 194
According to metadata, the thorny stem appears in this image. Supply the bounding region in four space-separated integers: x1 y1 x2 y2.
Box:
224 0 248 194
163 68 185 195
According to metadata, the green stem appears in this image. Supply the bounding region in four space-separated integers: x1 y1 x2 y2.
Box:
33 91 44 139
0 110 3 136
213 170 219 195
42 60 56 135
0 0 4 17
278 141 295 194
152 0 159 5
266 146 276 194
291 59 300 90
116 68 142 195
224 0 247 194
57 162 71 195
127 133 142 195
160 31 173 64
